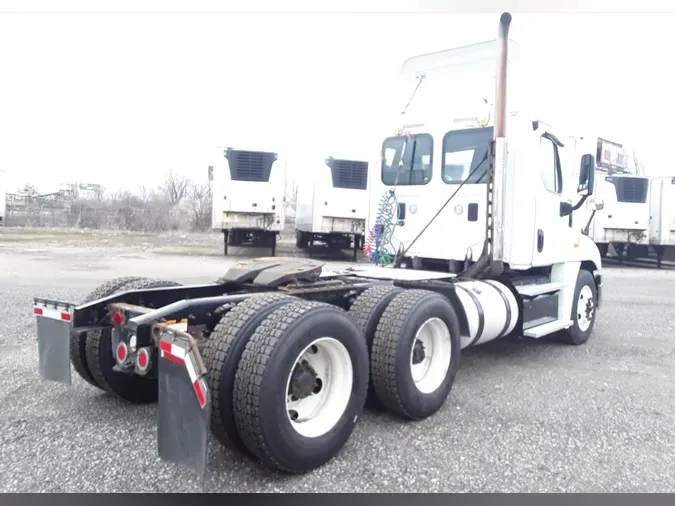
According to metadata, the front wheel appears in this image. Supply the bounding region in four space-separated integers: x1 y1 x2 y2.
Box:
558 269 598 345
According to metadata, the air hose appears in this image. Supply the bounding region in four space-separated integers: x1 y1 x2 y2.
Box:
363 189 398 265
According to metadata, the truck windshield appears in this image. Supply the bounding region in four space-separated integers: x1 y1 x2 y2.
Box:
442 126 493 184
381 133 433 186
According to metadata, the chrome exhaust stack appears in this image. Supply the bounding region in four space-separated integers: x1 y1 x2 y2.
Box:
493 12 512 139
459 12 512 280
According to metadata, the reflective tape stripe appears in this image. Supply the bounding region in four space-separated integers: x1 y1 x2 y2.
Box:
159 337 207 409
33 306 72 321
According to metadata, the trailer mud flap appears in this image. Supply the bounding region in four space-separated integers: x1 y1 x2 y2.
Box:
33 299 76 386
157 331 211 484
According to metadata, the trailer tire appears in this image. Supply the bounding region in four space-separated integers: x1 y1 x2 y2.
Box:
233 300 369 474
70 276 147 389
558 269 598 345
203 293 298 456
371 289 461 421
348 285 404 410
85 278 183 404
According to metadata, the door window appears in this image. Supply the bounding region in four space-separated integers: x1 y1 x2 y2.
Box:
539 134 563 194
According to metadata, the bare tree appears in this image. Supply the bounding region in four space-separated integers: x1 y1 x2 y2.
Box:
93 184 106 202
188 182 213 231
285 181 298 210
161 170 191 206
18 183 40 197
632 150 648 176
138 185 150 203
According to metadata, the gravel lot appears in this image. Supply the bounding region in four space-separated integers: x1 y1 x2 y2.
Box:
1 231 674 493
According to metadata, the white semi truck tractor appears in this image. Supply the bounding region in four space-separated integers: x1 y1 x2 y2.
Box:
30 13 603 482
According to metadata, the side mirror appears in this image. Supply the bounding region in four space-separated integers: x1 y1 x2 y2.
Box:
577 153 595 196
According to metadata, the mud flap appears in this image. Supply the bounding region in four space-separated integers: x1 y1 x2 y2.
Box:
33 299 76 386
157 330 211 485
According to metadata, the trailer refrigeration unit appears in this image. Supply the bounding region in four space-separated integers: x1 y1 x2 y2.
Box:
648 176 675 267
31 13 604 484
294 156 370 261
210 147 286 256
580 137 650 260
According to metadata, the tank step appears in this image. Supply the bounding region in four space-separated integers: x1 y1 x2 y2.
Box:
523 319 573 338
515 282 565 298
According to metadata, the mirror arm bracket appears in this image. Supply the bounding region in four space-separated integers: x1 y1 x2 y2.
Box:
582 209 597 236
572 194 589 212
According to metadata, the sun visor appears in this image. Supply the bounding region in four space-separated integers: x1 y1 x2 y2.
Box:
400 38 522 78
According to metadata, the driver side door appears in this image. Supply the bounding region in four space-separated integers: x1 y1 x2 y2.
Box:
532 129 573 266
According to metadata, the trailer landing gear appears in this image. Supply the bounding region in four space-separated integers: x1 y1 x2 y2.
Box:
223 229 277 257
653 246 666 269
296 231 363 262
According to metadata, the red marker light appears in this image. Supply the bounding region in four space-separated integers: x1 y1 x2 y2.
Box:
112 311 123 325
116 342 128 362
138 349 148 369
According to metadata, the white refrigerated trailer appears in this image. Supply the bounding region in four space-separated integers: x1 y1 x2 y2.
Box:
294 156 370 261
648 175 675 267
210 147 286 256
577 137 650 260
0 169 6 227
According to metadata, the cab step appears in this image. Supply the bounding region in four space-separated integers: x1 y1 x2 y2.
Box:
515 282 565 298
523 319 573 338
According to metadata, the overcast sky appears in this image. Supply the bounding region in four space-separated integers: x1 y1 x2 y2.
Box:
1 1 674 193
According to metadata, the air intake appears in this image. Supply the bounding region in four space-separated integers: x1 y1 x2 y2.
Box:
325 158 369 190
224 149 277 182
608 176 648 203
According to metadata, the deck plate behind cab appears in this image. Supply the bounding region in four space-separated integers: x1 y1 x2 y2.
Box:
221 257 326 287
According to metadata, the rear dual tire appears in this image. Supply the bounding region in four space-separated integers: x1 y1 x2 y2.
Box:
71 276 182 404
203 293 298 456
203 297 369 474
348 285 404 410
350 286 461 420
370 289 461 420
70 276 147 388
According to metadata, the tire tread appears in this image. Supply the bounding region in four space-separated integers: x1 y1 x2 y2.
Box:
233 300 362 473
84 277 182 403
70 276 147 388
203 292 297 452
